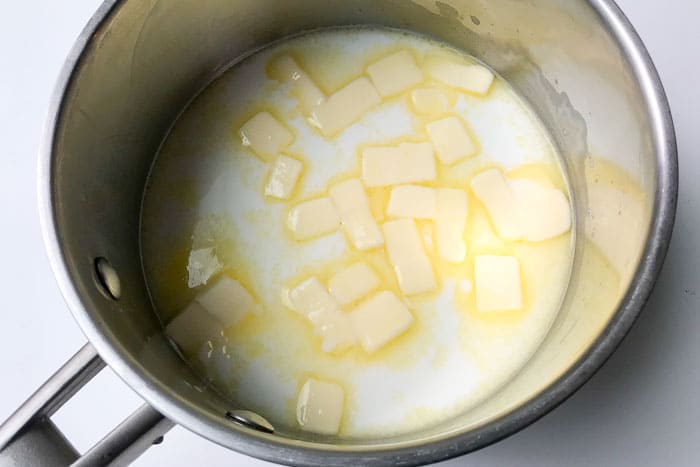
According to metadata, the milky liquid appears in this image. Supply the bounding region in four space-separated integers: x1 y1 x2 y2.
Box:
140 28 574 437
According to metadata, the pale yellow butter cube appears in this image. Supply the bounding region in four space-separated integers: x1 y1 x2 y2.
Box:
268 55 325 113
411 88 449 116
166 302 224 356
186 247 222 288
366 50 423 97
387 185 437 219
327 263 380 306
296 378 345 435
362 142 436 187
470 169 521 240
317 314 356 352
240 112 293 159
328 179 383 251
474 255 523 312
310 77 381 136
287 277 355 352
510 179 571 241
426 59 494 95
265 155 303 200
383 219 436 295
435 188 468 263
426 116 477 165
288 277 340 319
288 197 340 240
195 276 258 327
350 291 413 353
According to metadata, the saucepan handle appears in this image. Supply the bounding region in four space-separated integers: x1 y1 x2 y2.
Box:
0 343 174 466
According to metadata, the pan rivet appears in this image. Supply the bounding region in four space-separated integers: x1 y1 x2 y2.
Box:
226 410 275 434
94 257 121 300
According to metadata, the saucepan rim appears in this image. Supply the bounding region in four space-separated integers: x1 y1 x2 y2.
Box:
37 0 677 465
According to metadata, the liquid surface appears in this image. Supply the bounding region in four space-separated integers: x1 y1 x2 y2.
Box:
141 28 574 437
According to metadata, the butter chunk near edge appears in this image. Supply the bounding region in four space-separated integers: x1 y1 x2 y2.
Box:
296 378 345 435
366 50 423 97
288 197 340 240
268 55 325 114
166 301 224 356
362 142 436 187
328 179 384 251
435 188 468 263
387 185 437 219
426 59 495 96
350 291 414 353
265 154 303 200
470 169 521 240
240 112 293 159
327 263 380 306
426 116 477 165
310 77 381 136
186 247 222 288
510 178 571 241
195 276 258 327
383 219 437 295
475 255 523 312
411 88 449 116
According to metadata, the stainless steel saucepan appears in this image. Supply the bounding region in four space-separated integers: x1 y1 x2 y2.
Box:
0 1 676 465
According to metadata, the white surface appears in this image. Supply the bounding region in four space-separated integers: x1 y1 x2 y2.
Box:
0 1 697 465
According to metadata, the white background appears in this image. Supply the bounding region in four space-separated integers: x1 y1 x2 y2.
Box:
1 1 697 465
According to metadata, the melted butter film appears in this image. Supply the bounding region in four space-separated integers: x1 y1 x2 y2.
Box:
141 28 583 437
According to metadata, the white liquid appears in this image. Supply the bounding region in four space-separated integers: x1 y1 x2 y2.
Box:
141 28 573 437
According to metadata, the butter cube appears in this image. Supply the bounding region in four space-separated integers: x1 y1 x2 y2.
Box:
426 116 477 165
470 169 521 240
383 219 436 295
435 188 468 263
328 179 383 251
411 88 449 116
268 55 325 113
288 197 340 240
510 179 571 241
265 155 303 200
195 276 258 327
350 291 413 353
310 77 381 136
387 185 437 219
166 302 224 356
327 263 380 306
296 378 345 435
474 255 522 312
240 112 293 159
362 142 436 187
426 59 494 95
287 277 356 352
366 50 423 97
186 247 222 288
288 277 340 319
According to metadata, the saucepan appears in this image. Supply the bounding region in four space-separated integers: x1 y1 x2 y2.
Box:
0 0 676 465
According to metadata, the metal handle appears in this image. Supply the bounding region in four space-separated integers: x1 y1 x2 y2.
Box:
0 343 174 466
